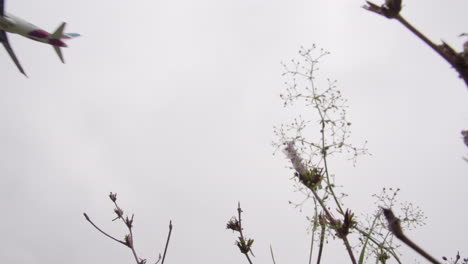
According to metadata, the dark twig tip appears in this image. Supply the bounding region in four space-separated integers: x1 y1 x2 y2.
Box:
381 207 404 238
109 192 117 202
364 0 401 19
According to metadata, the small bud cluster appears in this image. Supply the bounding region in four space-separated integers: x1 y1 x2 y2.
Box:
226 205 255 260
236 237 255 255
226 217 241 232
365 0 402 19
84 192 161 264
442 251 468 264
462 130 468 147
326 209 356 239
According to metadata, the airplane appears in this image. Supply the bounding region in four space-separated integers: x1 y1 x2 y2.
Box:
0 0 79 76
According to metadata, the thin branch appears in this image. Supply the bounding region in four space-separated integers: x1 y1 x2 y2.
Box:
83 213 128 246
316 215 326 264
308 199 319 264
237 203 254 264
358 212 380 264
308 223 315 264
126 214 141 264
161 220 173 264
307 59 344 215
343 238 358 264
154 254 162 264
85 193 173 264
382 208 442 264
110 199 141 264
364 1 468 88
395 15 441 58
270 245 277 264
309 181 357 264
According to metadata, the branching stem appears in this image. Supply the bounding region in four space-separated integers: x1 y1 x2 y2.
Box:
238 203 253 264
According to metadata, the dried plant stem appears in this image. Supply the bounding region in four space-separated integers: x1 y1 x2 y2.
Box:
396 14 468 87
399 235 441 264
112 198 141 264
308 228 315 264
395 15 440 58
85 193 173 264
308 201 319 264
83 213 127 246
364 1 468 87
270 245 277 264
128 219 141 264
238 203 253 264
316 218 326 264
321 122 344 215
343 238 357 264
308 185 357 264
161 221 173 264
382 208 441 264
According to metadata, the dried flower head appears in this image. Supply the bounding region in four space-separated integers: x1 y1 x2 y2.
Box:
297 167 324 190
109 192 117 202
462 130 468 147
125 215 134 229
124 234 132 248
333 209 356 238
283 141 308 175
226 217 241 232
113 207 124 220
236 237 254 254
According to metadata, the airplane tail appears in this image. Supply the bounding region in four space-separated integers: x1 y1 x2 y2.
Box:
63 33 81 39
49 22 73 63
49 23 80 64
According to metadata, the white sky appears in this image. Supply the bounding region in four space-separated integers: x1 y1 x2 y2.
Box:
1 0 467 263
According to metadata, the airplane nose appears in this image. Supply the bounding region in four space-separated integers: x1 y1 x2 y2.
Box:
49 38 67 47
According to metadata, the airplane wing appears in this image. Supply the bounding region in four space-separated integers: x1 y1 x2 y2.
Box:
0 0 4 16
0 30 27 76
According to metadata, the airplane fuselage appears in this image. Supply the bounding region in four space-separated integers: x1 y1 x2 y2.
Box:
0 13 66 47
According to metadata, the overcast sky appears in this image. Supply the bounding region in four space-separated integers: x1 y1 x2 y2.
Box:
1 0 467 263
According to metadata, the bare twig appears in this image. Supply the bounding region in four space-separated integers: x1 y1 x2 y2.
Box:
161 220 173 264
364 1 468 88
85 193 172 264
111 198 142 264
83 213 127 246
270 245 277 264
382 208 442 264
226 203 254 264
